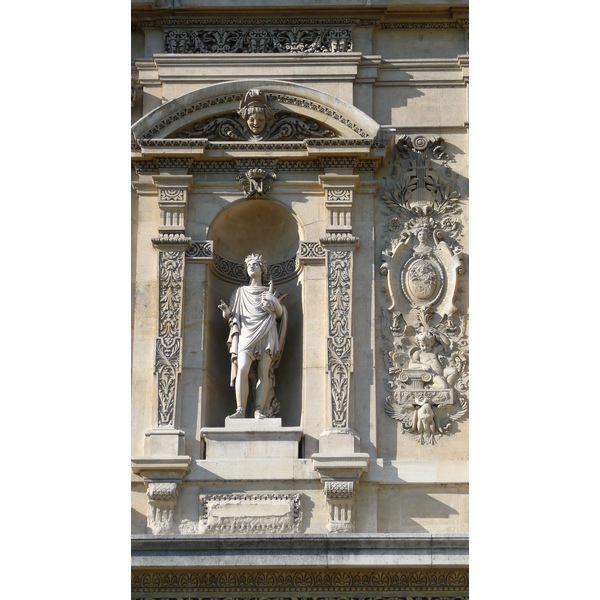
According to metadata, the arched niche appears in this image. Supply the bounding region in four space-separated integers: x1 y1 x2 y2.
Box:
203 198 304 431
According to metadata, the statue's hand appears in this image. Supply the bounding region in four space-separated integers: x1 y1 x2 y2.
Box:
218 300 230 319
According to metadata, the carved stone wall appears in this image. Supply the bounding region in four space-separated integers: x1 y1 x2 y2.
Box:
131 2 469 593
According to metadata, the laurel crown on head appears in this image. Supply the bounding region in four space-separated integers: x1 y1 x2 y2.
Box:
244 253 268 284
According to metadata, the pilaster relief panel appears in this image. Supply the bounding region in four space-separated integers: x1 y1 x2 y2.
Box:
150 175 193 431
320 175 360 430
380 136 468 444
324 247 355 428
153 248 188 427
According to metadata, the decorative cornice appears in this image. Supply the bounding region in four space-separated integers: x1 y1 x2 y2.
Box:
136 18 363 28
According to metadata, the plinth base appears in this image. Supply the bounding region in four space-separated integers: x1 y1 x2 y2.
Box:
201 419 303 459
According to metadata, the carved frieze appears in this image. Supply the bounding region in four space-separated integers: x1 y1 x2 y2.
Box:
209 251 298 284
164 26 352 54
185 240 213 261
380 136 468 444
298 241 326 264
198 493 302 534
132 568 469 596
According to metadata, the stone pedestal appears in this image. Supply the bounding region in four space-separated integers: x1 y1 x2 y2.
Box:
201 418 303 459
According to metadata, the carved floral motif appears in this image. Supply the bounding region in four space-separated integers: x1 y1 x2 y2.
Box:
380 137 468 443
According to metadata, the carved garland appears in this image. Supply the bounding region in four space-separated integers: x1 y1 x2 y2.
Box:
155 251 184 426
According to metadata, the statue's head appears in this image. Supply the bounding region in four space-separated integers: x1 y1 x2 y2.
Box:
244 253 268 284
238 89 274 136
415 329 436 351
415 224 430 244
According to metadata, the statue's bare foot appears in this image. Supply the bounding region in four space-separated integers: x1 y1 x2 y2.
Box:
228 407 245 419
254 410 266 419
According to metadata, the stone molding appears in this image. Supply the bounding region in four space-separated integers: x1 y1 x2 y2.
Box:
131 533 469 570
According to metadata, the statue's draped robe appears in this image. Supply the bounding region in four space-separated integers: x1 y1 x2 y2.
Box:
227 285 287 386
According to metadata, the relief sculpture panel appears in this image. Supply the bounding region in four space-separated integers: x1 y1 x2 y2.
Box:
380 136 469 444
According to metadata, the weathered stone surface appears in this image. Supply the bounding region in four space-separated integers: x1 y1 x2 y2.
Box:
131 3 469 586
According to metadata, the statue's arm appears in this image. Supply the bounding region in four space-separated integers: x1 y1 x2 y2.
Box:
218 298 232 321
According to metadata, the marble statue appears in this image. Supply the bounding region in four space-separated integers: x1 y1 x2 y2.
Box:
219 253 288 419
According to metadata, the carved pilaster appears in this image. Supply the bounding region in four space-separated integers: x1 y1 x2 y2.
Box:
319 174 360 429
150 176 193 442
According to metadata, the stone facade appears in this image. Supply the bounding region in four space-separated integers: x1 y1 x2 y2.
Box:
131 1 469 597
